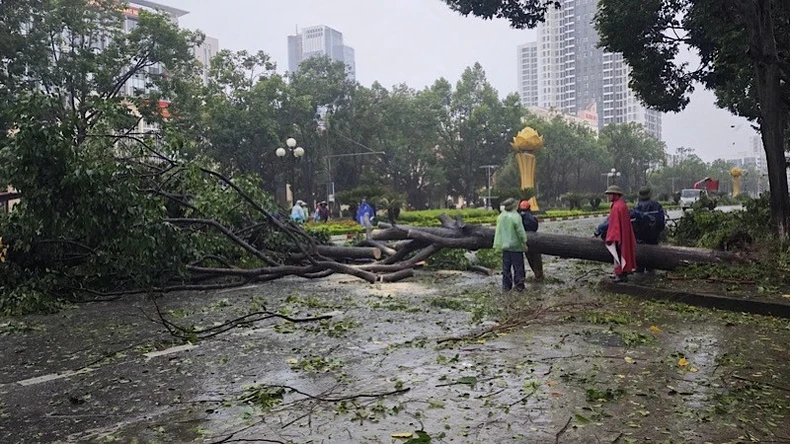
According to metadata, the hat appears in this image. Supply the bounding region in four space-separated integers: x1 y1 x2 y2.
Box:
604 185 624 195
638 186 652 199
518 200 531 210
502 198 517 211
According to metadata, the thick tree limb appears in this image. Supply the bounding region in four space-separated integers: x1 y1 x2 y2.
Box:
358 239 397 257
290 245 382 261
373 222 742 271
165 218 279 266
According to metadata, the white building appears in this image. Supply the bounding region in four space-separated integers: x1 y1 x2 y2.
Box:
517 43 538 107
121 2 220 131
751 136 768 173
288 25 356 80
527 105 598 135
517 0 662 140
193 36 219 86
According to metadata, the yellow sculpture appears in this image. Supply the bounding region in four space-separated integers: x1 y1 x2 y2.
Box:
730 167 743 198
510 126 544 210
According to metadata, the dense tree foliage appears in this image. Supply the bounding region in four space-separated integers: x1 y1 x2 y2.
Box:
440 0 559 29
0 0 682 314
594 0 790 235
172 54 525 209
0 1 305 313
442 0 790 236
494 115 664 202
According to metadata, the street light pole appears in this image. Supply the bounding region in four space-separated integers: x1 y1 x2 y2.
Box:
274 137 305 207
604 168 621 187
480 165 497 210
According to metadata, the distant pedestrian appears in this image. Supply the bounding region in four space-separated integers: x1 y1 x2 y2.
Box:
518 200 543 280
290 200 306 224
315 201 329 223
633 186 665 245
494 198 528 291
356 199 374 226
603 185 637 282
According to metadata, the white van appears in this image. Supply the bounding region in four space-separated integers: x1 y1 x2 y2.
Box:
680 189 706 211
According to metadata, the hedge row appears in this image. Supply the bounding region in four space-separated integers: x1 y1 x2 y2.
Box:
304 204 680 237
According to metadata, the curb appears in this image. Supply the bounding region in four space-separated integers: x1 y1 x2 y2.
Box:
602 281 790 319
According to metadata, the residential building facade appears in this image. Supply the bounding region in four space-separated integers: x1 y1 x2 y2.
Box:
123 2 219 131
527 105 598 135
516 0 662 140
193 35 219 86
517 42 538 107
288 25 356 80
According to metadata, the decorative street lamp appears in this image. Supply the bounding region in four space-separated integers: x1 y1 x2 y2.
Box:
275 137 304 159
606 168 621 186
274 137 305 206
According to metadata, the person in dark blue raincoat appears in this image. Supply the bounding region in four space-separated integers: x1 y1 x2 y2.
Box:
518 199 543 280
355 199 375 225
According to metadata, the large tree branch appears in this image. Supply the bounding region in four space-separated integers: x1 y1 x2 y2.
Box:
165 218 279 267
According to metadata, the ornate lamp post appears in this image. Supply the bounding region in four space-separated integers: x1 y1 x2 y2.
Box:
274 137 305 206
606 168 621 187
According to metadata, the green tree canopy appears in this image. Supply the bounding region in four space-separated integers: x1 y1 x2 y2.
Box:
441 0 560 29
595 0 790 234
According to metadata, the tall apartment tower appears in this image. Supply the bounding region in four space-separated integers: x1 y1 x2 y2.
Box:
124 2 219 130
517 42 538 107
288 25 356 80
517 0 662 140
124 2 218 87
193 36 219 85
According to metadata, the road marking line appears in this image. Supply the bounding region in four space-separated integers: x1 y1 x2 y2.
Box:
16 368 93 387
143 343 197 359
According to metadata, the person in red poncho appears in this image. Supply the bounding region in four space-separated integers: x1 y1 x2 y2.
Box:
604 185 637 282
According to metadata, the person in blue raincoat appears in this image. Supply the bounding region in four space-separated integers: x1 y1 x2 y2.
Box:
355 199 375 225
290 200 306 223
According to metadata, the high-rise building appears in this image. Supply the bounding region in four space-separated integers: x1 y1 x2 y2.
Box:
516 0 662 140
751 136 767 173
517 43 538 107
287 25 356 80
122 2 220 130
126 0 188 22
193 36 219 85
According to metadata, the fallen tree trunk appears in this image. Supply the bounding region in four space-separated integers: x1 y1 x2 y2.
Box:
372 223 741 271
313 245 382 260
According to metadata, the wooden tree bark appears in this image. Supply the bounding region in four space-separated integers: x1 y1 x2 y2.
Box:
727 0 790 236
373 222 741 271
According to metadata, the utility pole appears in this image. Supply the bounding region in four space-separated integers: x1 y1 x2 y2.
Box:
669 177 678 193
480 165 497 210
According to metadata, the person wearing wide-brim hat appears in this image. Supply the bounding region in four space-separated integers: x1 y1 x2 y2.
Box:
603 185 637 282
493 198 529 291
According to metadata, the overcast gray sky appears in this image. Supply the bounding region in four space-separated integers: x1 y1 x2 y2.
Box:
157 0 760 162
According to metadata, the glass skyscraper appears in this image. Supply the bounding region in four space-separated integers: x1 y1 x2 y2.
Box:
288 25 356 80
517 0 662 140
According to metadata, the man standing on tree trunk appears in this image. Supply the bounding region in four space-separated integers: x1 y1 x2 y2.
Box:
604 185 637 282
494 198 528 291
